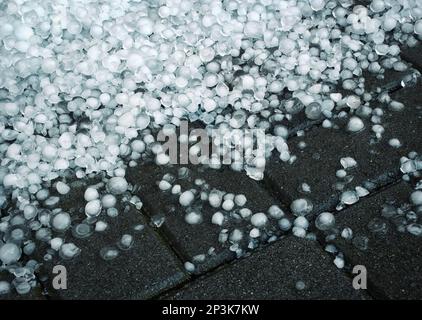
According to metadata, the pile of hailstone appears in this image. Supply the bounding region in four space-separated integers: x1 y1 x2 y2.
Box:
0 0 421 295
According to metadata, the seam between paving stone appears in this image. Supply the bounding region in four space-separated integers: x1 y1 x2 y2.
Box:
149 86 416 298
152 237 288 299
137 206 193 286
133 41 419 298
312 178 411 300
140 204 193 265
153 177 407 299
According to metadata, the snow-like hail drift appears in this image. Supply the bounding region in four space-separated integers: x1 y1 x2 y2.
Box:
0 0 421 295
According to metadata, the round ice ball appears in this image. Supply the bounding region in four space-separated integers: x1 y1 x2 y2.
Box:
136 114 150 130
410 191 422 206
290 198 313 216
315 212 336 231
0 243 22 265
51 212 71 232
415 20 422 35
85 199 102 217
107 177 128 195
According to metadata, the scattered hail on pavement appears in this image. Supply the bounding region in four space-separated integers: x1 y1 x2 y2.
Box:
0 0 421 295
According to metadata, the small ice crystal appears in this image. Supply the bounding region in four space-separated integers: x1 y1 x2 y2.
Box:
179 190 195 207
0 281 11 295
184 261 195 273
340 157 357 169
51 212 71 232
315 212 336 231
100 247 119 261
340 190 359 205
295 281 306 291
250 213 268 228
107 177 128 195
211 212 224 226
118 234 134 250
407 224 422 237
341 228 353 240
72 223 93 239
59 243 81 260
0 243 22 265
334 256 345 269
410 191 422 206
290 198 313 216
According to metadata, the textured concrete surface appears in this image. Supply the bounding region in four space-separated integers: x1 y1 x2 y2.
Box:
265 79 422 216
126 163 291 274
163 237 368 300
3 1 422 300
333 182 422 299
38 204 188 300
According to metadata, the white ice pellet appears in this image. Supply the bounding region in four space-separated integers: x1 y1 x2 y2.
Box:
340 157 357 169
171 184 181 195
209 191 222 208
410 191 422 206
159 180 172 191
95 221 108 232
415 20 422 35
388 138 402 148
222 199 235 211
101 194 117 209
84 187 99 201
50 237 63 251
268 205 285 219
278 218 292 231
59 243 81 259
185 211 202 225
0 243 21 265
249 228 261 238
118 234 134 250
107 177 128 195
250 213 268 228
341 227 353 240
292 227 306 238
0 281 11 295
294 216 309 230
347 117 365 133
211 212 224 226
184 261 195 273
315 212 336 231
239 208 253 219
234 194 247 207
340 190 359 205
56 181 70 195
229 229 243 243
85 199 102 217
51 212 71 232
179 190 195 207
407 224 422 237
295 281 306 291
355 186 369 198
334 256 345 269
290 198 313 216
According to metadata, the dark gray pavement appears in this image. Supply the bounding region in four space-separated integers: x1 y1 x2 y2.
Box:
3 1 422 300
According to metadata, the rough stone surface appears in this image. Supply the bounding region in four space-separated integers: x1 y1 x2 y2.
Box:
401 43 422 72
333 181 422 299
265 80 422 216
38 204 187 300
127 163 291 274
163 236 368 300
